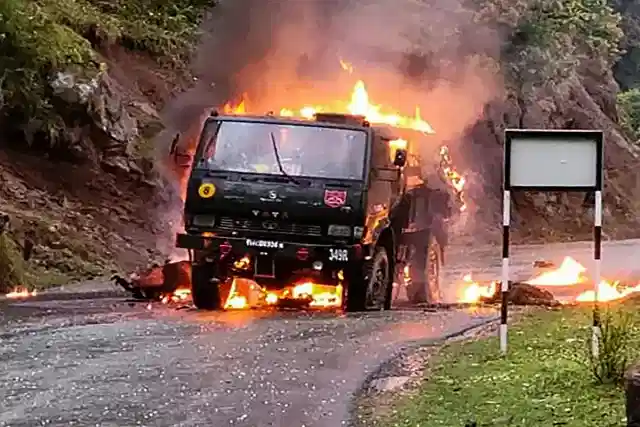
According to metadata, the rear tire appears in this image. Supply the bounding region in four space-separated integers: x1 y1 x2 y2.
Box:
408 236 442 304
191 262 222 310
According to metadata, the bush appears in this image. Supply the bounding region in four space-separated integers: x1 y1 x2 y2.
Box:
0 0 214 141
587 308 632 385
0 234 28 293
617 88 640 139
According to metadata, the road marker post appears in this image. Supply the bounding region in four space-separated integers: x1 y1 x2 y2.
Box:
503 129 604 356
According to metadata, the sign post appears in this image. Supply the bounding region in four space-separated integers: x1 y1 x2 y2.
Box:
502 129 604 355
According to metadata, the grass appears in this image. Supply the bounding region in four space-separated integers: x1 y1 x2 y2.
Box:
385 305 639 427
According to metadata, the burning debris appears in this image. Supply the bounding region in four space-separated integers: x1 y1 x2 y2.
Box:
114 260 343 310
4 287 37 299
457 256 640 305
112 260 192 304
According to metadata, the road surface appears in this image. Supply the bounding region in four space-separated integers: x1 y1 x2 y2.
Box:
442 238 640 301
2 238 638 427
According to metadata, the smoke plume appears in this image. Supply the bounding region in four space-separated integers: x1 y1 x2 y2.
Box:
154 0 504 256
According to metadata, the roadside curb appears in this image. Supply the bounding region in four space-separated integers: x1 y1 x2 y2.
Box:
345 315 500 427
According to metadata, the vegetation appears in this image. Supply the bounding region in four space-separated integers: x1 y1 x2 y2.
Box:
0 0 214 138
0 233 28 292
476 0 623 100
617 88 640 140
589 308 633 384
383 304 638 427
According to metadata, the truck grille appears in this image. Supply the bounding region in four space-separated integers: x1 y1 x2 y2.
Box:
217 217 322 237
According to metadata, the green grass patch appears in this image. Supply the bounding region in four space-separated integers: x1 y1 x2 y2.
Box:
387 306 638 427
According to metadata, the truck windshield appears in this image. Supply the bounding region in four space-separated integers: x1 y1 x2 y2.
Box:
196 120 367 180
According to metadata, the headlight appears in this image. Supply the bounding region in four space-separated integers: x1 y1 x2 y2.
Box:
192 215 216 227
353 226 365 239
327 224 351 237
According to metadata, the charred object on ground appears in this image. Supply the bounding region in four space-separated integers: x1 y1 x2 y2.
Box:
480 281 560 306
112 260 190 301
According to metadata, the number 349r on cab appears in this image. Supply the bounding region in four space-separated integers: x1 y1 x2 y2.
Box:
175 111 453 312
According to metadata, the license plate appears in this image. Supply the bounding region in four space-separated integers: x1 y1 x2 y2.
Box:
328 248 349 262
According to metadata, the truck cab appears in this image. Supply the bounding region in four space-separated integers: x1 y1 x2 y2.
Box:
175 111 451 311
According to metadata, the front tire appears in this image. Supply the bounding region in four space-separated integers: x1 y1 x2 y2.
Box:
344 247 392 312
191 262 222 310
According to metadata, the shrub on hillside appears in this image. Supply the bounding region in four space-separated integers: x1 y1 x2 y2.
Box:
0 233 27 293
0 0 214 143
617 88 640 139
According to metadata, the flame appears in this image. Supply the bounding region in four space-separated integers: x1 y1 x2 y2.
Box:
576 281 640 302
291 281 343 308
223 78 434 134
458 274 496 303
527 257 587 286
339 59 354 74
265 292 279 305
224 278 249 309
439 146 467 212
5 287 37 298
161 287 191 304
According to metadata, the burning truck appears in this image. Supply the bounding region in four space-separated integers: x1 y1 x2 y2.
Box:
116 78 466 311
172 109 456 312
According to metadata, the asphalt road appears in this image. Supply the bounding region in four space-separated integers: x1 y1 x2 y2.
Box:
3 238 638 427
442 238 640 301
0 295 495 427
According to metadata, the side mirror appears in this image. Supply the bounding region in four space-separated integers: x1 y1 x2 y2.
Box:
393 149 407 167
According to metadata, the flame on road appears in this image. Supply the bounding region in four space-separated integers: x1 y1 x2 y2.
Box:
458 274 496 303
458 256 640 304
5 287 37 298
526 257 587 286
576 281 640 302
161 288 191 304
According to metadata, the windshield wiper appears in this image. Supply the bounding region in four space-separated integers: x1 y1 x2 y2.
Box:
269 132 300 185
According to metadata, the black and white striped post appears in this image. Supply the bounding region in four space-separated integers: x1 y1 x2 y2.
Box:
503 129 604 355
500 189 510 354
592 189 603 356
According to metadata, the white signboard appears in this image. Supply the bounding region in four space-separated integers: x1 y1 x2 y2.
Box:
506 130 601 189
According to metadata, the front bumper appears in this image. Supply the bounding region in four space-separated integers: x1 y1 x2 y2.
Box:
176 233 361 266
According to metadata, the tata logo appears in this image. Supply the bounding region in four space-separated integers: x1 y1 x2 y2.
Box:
268 190 277 200
262 221 278 230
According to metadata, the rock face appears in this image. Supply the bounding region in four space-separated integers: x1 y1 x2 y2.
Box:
50 70 141 169
466 65 640 242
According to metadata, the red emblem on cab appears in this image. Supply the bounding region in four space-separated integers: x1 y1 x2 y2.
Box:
324 190 347 208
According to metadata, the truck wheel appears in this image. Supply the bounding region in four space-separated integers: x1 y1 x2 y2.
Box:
344 247 392 312
408 236 442 304
191 262 222 310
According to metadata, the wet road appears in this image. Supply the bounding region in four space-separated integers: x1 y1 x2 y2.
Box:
4 238 634 426
0 295 495 427
442 238 640 301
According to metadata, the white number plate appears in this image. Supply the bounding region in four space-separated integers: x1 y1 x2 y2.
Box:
246 239 284 249
329 248 349 262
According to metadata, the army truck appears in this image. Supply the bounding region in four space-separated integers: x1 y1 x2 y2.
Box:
174 111 452 311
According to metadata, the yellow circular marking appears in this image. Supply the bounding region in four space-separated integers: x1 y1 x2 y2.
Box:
198 183 216 198
254 164 270 173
